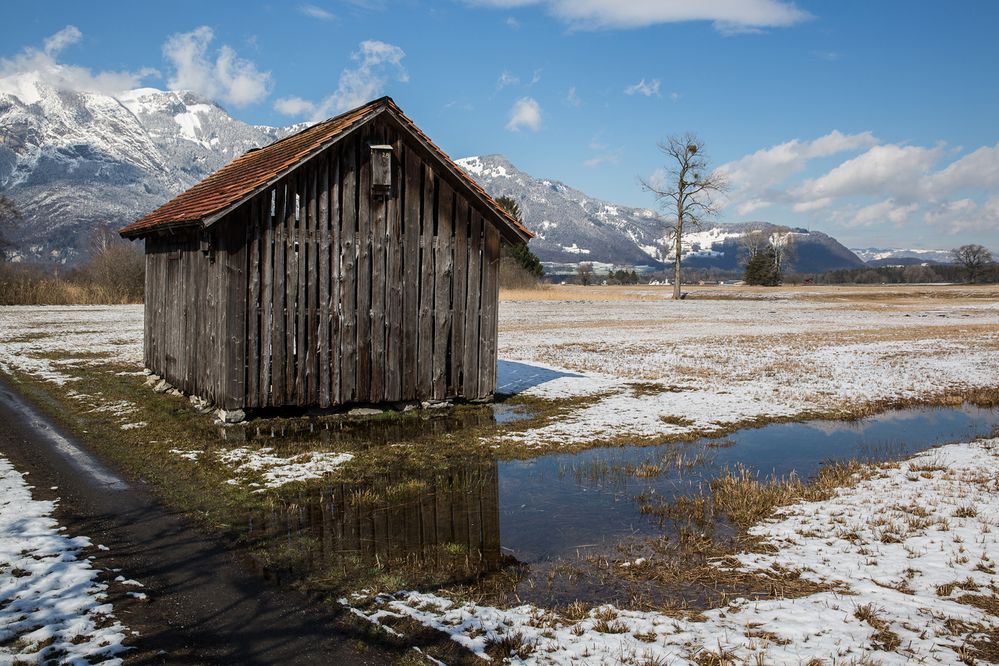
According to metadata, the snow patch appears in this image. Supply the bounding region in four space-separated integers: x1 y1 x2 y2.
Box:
0 455 128 664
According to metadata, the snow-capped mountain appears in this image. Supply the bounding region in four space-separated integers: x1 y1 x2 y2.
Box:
456 155 865 272
0 83 864 274
851 247 955 266
0 80 298 262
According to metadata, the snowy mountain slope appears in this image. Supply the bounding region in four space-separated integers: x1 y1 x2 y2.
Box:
0 78 296 262
457 155 669 266
851 247 955 265
0 82 863 274
457 155 865 272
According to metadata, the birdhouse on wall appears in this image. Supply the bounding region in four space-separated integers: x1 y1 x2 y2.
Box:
370 144 393 198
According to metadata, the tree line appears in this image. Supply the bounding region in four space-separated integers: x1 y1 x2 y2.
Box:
0 196 145 305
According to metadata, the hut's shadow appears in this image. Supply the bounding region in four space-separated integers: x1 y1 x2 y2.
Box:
495 360 583 395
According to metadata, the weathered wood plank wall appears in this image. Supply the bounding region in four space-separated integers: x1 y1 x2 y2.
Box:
144 115 503 411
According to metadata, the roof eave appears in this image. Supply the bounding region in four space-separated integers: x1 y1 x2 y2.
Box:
120 219 202 240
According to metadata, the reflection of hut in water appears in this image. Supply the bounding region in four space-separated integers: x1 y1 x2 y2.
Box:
254 460 501 579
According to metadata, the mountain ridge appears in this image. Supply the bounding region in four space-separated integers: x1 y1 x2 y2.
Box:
1 83 878 273
456 154 866 272
0 81 297 262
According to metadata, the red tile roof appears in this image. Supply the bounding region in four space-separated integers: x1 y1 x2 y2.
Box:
120 97 532 242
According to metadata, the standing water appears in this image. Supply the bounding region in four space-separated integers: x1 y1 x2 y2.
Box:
244 403 998 593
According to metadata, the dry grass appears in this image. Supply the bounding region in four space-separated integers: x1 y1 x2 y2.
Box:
853 603 902 651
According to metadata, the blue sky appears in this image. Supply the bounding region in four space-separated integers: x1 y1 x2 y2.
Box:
2 0 998 250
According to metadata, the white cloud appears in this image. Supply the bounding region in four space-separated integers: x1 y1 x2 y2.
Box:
924 197 999 234
566 86 581 107
163 26 272 107
792 143 944 203
466 0 810 32
274 40 407 121
496 70 519 90
624 78 660 97
718 130 878 195
584 148 622 168
273 96 317 116
530 68 542 85
0 25 155 102
506 97 541 132
926 141 999 198
848 199 918 228
737 198 772 216
299 4 336 20
505 16 520 28
43 25 83 56
719 130 999 248
791 198 832 213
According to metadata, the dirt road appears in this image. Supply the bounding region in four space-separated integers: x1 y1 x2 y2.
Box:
0 377 397 665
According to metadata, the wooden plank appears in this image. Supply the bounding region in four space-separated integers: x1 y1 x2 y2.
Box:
285 174 299 402
356 130 372 402
296 172 308 404
417 163 435 399
450 198 468 396
370 131 387 403
227 215 248 409
217 227 228 405
329 150 342 405
308 164 320 404
272 181 287 405
401 146 420 401
247 197 260 409
463 212 482 398
143 250 152 371
481 223 501 399
385 131 404 402
480 464 501 566
318 153 331 408
339 140 358 404
432 180 454 400
260 190 274 407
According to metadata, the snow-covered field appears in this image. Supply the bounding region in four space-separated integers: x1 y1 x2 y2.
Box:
0 455 129 664
1 292 997 662
497 292 999 447
348 437 999 664
2 291 998 455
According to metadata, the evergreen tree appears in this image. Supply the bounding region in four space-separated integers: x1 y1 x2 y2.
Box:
744 246 781 286
495 195 544 280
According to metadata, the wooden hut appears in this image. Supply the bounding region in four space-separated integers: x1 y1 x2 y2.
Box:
120 97 532 415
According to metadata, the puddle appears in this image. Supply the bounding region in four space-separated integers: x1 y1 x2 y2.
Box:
499 404 999 562
242 403 999 596
222 403 525 444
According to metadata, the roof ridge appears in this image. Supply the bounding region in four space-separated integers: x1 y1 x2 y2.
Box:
120 96 531 243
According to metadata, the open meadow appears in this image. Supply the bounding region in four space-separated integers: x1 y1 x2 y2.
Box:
1 283 997 664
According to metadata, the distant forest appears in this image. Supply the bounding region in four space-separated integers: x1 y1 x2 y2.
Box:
620 262 999 286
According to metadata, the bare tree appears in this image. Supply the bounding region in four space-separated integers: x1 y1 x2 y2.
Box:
576 262 593 286
952 244 993 283
740 229 766 264
0 196 22 261
642 133 727 300
770 231 795 277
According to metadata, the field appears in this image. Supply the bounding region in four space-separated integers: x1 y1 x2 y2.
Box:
496 284 999 448
1 283 998 664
